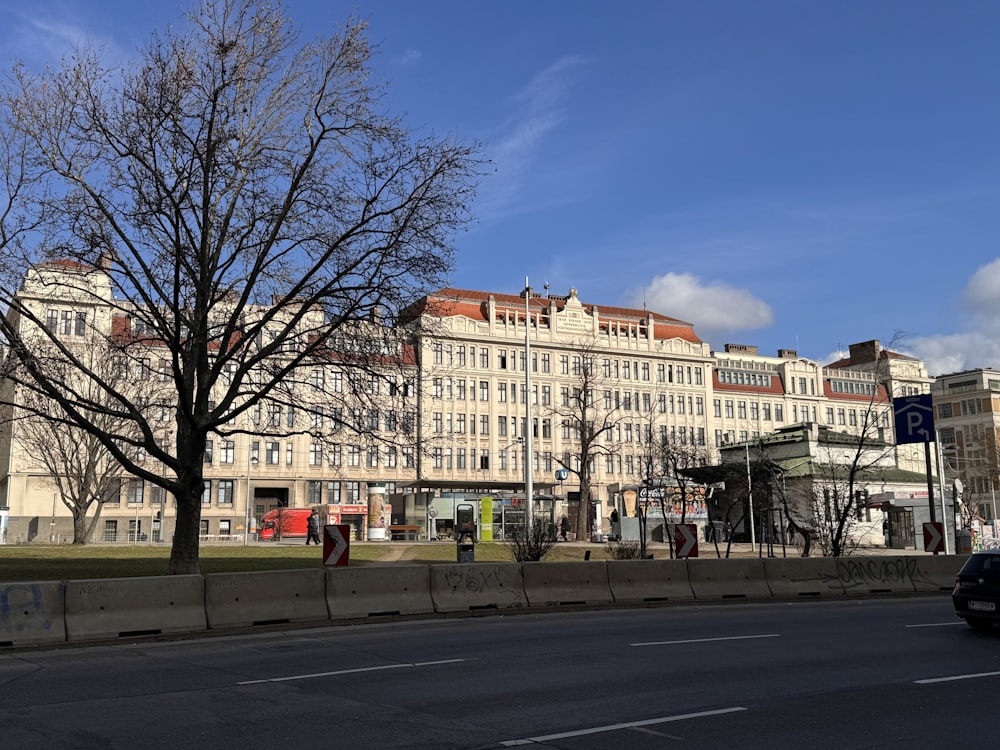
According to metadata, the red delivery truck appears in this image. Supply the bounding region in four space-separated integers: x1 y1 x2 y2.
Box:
259 508 313 541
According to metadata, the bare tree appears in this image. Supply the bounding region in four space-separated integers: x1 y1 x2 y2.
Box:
0 0 480 573
5 339 156 544
546 340 627 543
648 434 711 558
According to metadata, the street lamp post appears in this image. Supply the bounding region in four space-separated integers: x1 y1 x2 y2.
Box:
244 451 259 546
523 277 533 527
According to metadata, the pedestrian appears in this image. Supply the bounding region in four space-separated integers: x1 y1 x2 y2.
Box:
609 507 620 541
559 515 570 542
306 509 321 545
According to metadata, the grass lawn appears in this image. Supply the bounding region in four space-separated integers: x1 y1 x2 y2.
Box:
0 540 612 581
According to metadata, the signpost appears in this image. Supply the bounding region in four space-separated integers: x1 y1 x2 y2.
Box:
323 524 350 567
674 523 698 558
922 522 944 553
893 394 944 554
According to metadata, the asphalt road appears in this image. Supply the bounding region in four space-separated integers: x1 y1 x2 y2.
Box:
0 596 995 749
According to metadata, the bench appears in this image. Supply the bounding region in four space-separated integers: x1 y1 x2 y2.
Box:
389 525 422 541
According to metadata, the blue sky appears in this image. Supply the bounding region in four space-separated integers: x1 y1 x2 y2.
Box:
1 1 998 376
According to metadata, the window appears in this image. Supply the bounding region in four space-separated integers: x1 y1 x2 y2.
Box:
541 353 550 373
327 481 341 504
480 348 489 368
266 441 280 465
349 445 361 467
202 481 211 505
220 440 235 464
308 481 323 504
724 400 734 419
219 520 231 536
346 482 360 503
204 440 214 465
103 520 118 542
309 443 323 466
218 480 234 505
368 446 379 467
480 414 490 435
127 478 144 505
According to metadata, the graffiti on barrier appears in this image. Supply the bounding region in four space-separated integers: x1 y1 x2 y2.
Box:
1 583 53 635
819 558 937 590
441 565 521 601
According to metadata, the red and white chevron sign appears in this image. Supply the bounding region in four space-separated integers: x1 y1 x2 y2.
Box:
674 523 699 558
922 522 943 553
323 524 351 566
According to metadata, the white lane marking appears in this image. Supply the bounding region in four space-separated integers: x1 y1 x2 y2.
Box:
916 670 1000 684
238 658 468 685
630 634 781 647
906 622 965 628
499 707 747 746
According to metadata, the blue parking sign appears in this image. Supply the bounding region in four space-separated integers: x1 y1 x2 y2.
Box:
893 394 935 444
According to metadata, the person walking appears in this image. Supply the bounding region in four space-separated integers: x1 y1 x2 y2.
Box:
306 509 321 545
559 515 570 542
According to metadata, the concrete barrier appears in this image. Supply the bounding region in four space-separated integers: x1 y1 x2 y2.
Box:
65 575 205 642
606 560 694 604
0 581 66 647
763 558 845 597
686 559 771 600
907 554 967 593
430 563 528 612
205 569 327 629
522 561 614 607
830 556 917 595
326 565 433 620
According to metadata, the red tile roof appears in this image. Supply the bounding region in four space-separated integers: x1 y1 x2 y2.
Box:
407 288 703 344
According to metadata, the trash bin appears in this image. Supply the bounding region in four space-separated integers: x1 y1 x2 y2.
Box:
958 528 973 554
457 537 475 564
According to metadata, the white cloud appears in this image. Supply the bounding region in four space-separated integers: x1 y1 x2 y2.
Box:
0 5 127 69
634 272 773 334
477 55 585 220
962 257 1000 321
394 48 421 66
902 256 1000 375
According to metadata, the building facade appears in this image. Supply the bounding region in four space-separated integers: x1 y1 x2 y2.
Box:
932 369 1000 524
0 264 944 546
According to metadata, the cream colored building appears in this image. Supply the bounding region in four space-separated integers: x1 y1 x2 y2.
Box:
0 261 419 544
932 369 1000 523
0 264 941 545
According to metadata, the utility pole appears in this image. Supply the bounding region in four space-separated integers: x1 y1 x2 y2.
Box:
524 277 534 527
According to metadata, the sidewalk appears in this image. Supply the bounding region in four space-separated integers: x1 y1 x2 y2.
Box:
603 541 933 558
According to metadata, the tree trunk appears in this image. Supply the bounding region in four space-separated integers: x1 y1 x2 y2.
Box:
168 467 205 575
72 507 89 545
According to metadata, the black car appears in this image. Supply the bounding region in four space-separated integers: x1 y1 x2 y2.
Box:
953 551 1000 631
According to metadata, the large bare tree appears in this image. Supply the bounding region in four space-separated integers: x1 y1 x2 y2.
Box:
0 0 480 573
11 341 150 544
547 340 627 543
